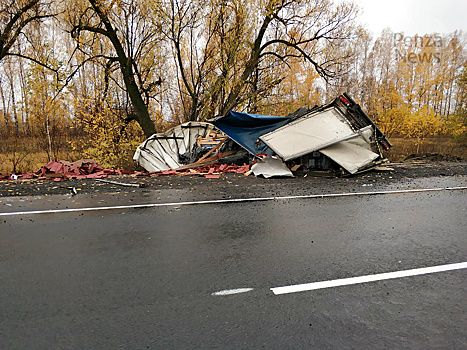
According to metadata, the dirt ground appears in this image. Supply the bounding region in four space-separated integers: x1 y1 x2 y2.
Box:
0 161 466 198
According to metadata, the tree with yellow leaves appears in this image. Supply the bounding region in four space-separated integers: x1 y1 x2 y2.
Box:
400 105 444 154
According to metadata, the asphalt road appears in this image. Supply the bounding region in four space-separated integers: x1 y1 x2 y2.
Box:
1 178 466 349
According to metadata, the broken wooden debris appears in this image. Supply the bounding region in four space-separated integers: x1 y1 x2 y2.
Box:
150 163 251 177
196 129 227 148
290 164 302 172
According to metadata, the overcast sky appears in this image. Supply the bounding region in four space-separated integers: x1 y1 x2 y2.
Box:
352 0 466 37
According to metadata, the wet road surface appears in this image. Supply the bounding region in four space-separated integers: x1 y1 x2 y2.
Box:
1 178 466 349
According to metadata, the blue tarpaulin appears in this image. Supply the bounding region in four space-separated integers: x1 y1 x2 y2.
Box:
212 111 291 156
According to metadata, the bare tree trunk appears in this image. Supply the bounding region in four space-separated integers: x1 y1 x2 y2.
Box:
80 0 156 138
7 60 19 135
45 113 52 160
0 76 10 132
17 43 30 133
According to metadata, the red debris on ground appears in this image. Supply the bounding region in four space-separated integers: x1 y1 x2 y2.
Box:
34 159 116 179
0 161 250 181
0 159 121 181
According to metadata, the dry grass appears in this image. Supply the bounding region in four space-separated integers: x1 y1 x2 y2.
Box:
0 150 48 175
0 136 78 174
385 136 467 162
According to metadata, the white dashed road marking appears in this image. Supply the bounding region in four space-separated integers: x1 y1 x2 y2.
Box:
211 262 467 297
211 288 254 296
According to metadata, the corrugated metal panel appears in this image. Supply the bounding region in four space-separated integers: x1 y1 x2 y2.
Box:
134 122 216 171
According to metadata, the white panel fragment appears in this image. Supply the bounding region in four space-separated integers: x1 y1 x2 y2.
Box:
260 107 357 161
251 156 294 178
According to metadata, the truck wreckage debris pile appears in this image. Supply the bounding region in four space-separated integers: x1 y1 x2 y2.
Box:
0 94 392 181
134 94 392 178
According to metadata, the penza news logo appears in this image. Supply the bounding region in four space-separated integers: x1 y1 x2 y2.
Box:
393 33 443 64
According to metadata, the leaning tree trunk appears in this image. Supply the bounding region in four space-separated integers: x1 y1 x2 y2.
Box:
87 0 156 138
120 62 156 137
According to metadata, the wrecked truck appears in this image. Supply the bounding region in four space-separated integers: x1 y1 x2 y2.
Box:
133 94 391 176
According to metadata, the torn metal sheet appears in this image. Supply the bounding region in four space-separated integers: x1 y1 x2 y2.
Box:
134 122 219 172
355 126 374 150
314 124 379 174
319 139 379 174
251 156 294 178
259 107 358 161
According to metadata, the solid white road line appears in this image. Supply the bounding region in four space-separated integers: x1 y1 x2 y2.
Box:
271 261 467 295
212 288 254 296
1 186 465 217
0 196 275 217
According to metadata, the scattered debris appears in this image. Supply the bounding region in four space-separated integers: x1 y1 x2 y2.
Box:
36 159 121 179
374 166 395 171
0 159 124 181
60 186 78 195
